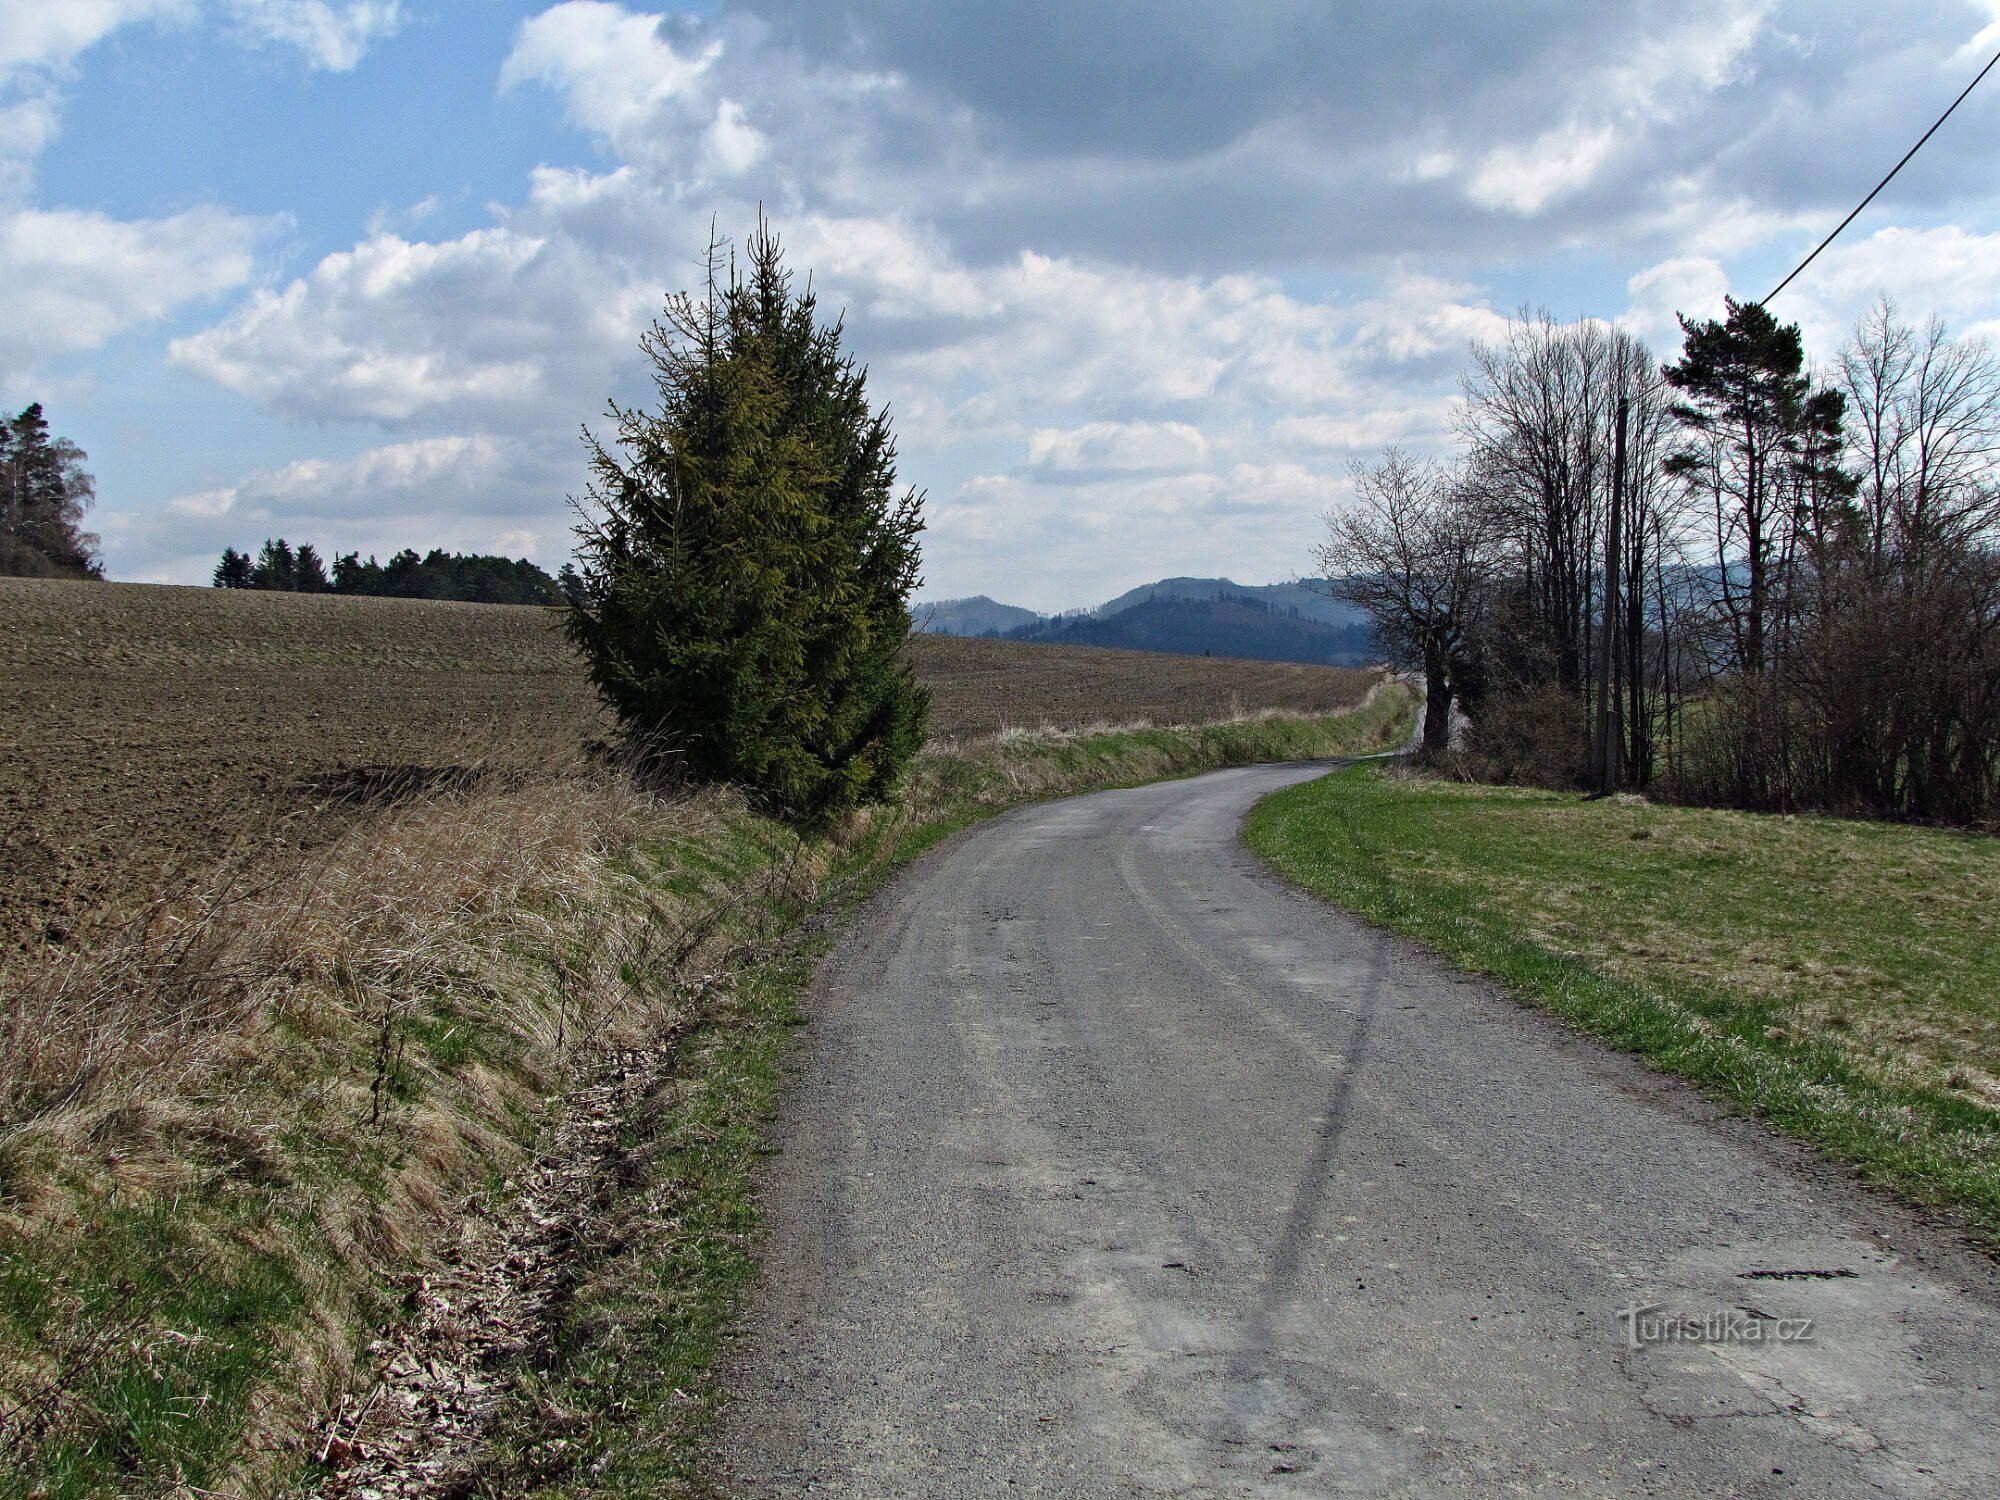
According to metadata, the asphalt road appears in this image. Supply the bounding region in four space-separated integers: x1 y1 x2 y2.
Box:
717 760 2000 1498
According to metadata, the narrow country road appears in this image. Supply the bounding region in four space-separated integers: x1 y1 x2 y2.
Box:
716 760 2000 1498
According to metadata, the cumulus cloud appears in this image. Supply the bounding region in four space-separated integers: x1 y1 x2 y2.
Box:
0 204 268 375
0 0 399 181
165 434 511 522
217 1 403 70
1764 224 2000 356
0 0 399 391
500 1 719 147
1621 255 1732 349
1467 123 1620 215
70 0 2000 599
0 0 186 195
0 0 190 73
168 226 651 425
1026 421 1211 479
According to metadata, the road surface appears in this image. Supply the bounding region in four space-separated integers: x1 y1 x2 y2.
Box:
717 760 2000 1497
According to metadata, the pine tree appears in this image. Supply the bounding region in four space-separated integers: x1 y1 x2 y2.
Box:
1664 299 1854 678
293 542 331 592
566 221 928 825
213 547 254 587
251 538 298 589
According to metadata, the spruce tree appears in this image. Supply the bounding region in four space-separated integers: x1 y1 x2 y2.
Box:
213 547 253 587
251 538 298 589
293 542 331 592
566 221 928 825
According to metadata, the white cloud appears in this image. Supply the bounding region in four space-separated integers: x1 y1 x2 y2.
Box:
0 0 189 197
1026 421 1210 477
702 97 765 176
0 0 408 79
167 226 645 424
922 461 1351 612
164 434 510 521
0 204 268 371
0 0 189 72
499 0 719 148
1467 122 1620 215
0 0 397 387
787 214 997 321
1266 404 1453 455
1462 0 1769 217
1621 254 1730 351
112 432 567 584
69 0 2000 603
156 166 1508 604
218 1 402 70
1764 224 2000 359
0 1 400 200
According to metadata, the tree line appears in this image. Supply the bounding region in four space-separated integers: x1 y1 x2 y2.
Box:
1326 297 2000 826
1 404 101 580
213 538 566 605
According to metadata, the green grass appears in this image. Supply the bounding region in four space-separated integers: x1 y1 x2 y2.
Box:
1244 765 2000 1244
0 1206 302 1499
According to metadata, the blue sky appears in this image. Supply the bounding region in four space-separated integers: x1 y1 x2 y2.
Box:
8 1 2000 611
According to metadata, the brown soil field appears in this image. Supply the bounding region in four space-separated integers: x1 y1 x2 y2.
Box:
907 632 1383 741
0 578 1381 966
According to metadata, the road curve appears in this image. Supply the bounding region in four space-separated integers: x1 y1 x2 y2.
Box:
716 760 2000 1498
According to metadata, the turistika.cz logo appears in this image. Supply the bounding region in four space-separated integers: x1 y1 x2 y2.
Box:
1617 1303 1816 1351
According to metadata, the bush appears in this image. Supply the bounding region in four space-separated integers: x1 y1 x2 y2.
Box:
1462 683 1592 788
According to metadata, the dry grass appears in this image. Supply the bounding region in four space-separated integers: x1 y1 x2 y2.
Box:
0 767 808 1496
0 686 1419 1496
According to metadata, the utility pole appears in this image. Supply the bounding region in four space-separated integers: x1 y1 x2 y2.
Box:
1595 397 1628 796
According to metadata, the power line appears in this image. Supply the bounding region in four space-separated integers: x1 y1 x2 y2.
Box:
1763 41 2000 305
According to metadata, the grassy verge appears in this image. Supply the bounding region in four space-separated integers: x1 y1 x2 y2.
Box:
0 682 1414 1498
1243 764 2000 1245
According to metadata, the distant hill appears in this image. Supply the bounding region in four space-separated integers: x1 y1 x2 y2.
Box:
914 595 1043 635
1003 590 1378 666
1092 575 1367 629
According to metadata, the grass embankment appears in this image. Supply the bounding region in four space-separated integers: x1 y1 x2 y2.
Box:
1244 765 2000 1244
0 681 1414 1499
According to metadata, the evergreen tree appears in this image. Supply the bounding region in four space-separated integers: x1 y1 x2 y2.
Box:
213 547 253 587
566 221 928 825
1664 299 1853 678
251 538 299 589
293 542 331 592
332 551 380 593
1 403 102 579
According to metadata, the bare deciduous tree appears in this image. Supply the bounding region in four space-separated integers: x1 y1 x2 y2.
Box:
1317 449 1495 754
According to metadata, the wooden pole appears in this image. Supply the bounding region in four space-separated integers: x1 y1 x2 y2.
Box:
1595 397 1628 795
